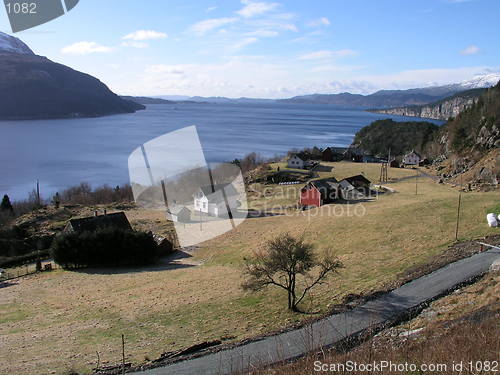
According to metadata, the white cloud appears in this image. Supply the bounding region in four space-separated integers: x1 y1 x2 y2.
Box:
245 29 279 37
121 41 149 48
310 64 363 73
191 17 237 35
206 6 218 12
236 0 279 18
113 57 499 99
122 30 167 41
61 41 112 55
299 49 357 60
231 37 259 51
460 45 480 55
307 17 331 27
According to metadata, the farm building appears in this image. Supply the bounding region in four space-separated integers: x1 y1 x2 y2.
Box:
300 178 340 207
194 183 239 217
342 175 372 194
343 147 365 162
63 211 132 234
419 158 430 166
322 147 346 162
287 154 306 169
166 205 191 223
402 150 421 166
362 155 384 163
390 159 400 168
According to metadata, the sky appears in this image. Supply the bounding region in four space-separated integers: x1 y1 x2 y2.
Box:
1 0 499 98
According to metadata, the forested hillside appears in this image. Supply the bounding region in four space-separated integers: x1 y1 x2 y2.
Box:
352 119 439 157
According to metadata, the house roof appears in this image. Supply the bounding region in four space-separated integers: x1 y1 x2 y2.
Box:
343 174 372 185
198 183 239 199
289 153 308 161
303 178 339 199
404 150 422 158
167 205 191 215
66 212 132 232
343 147 365 156
329 147 348 154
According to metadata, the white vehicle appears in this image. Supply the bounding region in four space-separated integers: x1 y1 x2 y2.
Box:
486 213 498 227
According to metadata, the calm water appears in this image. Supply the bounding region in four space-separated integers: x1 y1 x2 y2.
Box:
0 102 442 200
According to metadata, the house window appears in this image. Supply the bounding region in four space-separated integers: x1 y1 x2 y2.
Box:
203 202 207 210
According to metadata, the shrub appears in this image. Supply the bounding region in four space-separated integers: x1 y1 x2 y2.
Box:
51 228 162 269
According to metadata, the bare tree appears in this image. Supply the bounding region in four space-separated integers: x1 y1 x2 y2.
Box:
242 233 343 312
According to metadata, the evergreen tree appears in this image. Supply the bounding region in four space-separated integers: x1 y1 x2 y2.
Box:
0 194 13 212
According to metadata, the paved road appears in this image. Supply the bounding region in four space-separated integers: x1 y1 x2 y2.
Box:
129 248 499 375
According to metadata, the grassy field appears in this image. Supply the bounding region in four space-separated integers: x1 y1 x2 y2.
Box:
1 162 498 375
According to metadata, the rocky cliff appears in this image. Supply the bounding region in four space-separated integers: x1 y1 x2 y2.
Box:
370 88 486 120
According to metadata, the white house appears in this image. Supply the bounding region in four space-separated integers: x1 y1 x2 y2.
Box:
402 150 421 166
287 154 305 169
193 183 240 217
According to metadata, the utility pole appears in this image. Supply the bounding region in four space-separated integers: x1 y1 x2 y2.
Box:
415 169 418 195
455 192 462 241
455 173 463 241
36 179 41 206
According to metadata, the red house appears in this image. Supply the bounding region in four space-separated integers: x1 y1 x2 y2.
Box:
300 178 340 207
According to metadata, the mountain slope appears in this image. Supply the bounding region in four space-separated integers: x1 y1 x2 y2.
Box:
435 81 500 154
0 32 144 120
279 91 446 108
370 88 486 120
0 32 34 55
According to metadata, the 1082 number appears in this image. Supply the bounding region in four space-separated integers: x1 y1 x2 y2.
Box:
6 2 37 14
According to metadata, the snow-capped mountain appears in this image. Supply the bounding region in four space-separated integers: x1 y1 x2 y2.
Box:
457 73 500 89
0 32 144 119
0 31 34 55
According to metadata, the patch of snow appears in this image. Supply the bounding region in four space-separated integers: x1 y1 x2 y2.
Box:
459 73 500 89
0 31 34 55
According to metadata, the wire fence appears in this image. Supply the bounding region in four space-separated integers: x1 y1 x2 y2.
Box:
0 260 60 282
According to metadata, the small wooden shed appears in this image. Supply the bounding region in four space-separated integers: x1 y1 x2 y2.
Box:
167 205 191 223
300 178 340 207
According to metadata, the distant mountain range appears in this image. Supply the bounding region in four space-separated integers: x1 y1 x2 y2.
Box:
0 32 144 120
278 75 500 108
148 74 500 109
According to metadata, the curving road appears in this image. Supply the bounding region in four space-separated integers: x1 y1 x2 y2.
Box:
128 247 499 375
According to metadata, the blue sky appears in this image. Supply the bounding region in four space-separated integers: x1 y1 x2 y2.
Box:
1 0 499 98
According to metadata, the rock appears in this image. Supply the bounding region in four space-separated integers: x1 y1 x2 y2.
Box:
476 167 497 185
490 259 500 272
398 327 424 337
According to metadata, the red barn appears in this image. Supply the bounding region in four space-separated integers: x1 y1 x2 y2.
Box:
300 178 340 207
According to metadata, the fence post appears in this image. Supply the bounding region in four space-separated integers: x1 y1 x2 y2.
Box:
122 334 125 375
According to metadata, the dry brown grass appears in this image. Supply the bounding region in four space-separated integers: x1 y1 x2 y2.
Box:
0 162 498 375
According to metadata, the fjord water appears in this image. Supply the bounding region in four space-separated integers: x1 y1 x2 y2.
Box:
0 102 441 200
